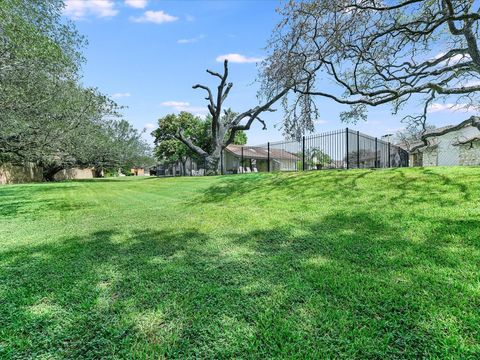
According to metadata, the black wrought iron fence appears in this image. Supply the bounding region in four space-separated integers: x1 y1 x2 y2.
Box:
151 128 409 176
227 128 408 174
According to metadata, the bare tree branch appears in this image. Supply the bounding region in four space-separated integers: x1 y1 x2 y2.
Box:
182 60 290 173
175 128 208 157
260 0 480 136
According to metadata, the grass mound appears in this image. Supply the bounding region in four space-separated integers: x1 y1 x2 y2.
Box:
1 167 479 358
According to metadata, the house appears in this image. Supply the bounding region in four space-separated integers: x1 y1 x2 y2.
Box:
0 163 43 185
223 144 300 173
131 167 146 176
54 167 95 181
410 118 480 166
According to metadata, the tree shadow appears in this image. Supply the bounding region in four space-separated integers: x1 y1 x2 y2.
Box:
194 170 377 205
0 183 91 217
1 212 478 358
73 177 160 183
420 168 471 200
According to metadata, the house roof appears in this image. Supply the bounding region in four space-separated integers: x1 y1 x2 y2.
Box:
225 144 299 160
410 116 480 152
453 135 480 146
423 125 456 137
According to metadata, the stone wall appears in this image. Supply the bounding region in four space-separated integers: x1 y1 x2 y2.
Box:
459 142 480 166
422 147 438 166
54 168 94 181
409 153 422 167
0 163 43 185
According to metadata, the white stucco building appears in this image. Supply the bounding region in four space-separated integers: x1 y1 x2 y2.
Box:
410 119 480 166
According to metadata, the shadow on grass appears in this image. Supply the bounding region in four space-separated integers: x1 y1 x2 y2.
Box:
1 212 478 358
194 170 366 204
195 168 476 209
0 183 90 217
420 168 472 200
72 177 160 183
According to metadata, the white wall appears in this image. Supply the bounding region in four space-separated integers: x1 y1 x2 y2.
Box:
424 125 480 166
0 163 43 184
54 168 94 181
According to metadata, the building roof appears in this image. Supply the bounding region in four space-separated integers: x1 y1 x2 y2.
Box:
410 117 480 152
225 144 299 160
423 125 456 137
453 135 480 146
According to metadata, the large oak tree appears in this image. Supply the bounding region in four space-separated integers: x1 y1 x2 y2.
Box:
260 0 480 139
152 111 248 175
1 0 152 180
171 60 289 174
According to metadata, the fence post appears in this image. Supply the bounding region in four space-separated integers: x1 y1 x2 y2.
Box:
241 146 244 173
267 142 270 172
345 128 349 169
388 142 391 167
374 137 378 168
302 136 306 171
357 130 360 168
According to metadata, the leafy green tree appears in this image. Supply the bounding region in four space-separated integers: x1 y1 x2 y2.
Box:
107 119 154 175
152 112 208 175
231 130 247 146
154 139 190 175
308 149 332 168
172 61 287 174
0 0 85 128
0 0 152 180
152 112 248 175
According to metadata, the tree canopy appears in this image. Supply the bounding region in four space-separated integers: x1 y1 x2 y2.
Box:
166 60 286 174
0 0 152 180
260 0 480 138
152 111 247 173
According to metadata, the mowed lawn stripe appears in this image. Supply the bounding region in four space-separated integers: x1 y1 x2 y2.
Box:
0 167 479 358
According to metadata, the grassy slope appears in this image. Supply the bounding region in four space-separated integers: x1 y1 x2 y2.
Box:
0 167 479 359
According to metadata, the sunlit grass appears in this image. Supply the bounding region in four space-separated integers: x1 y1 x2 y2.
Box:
1 167 479 358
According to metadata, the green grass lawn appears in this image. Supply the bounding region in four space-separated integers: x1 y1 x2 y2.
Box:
1 167 479 359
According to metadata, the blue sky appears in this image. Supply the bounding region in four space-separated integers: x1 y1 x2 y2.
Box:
64 0 474 145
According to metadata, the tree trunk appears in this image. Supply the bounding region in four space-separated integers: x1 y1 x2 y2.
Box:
94 167 104 177
204 147 222 175
43 165 63 182
181 160 187 176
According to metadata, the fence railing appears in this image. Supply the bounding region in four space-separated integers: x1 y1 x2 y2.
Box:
151 128 409 176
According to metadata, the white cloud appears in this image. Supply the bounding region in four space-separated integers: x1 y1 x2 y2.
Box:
64 0 118 20
427 103 477 113
144 123 156 130
216 53 263 64
386 127 405 133
177 38 196 44
111 92 131 98
130 10 178 24
161 101 189 107
125 0 147 9
161 101 207 116
177 34 205 44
